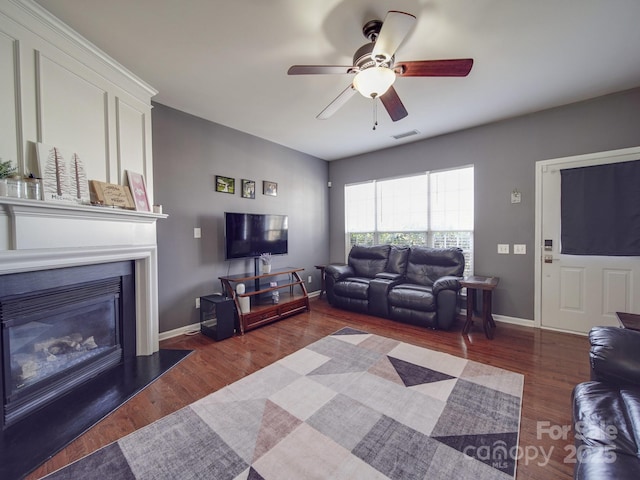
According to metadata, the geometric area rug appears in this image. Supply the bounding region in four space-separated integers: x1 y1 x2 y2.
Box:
44 327 524 480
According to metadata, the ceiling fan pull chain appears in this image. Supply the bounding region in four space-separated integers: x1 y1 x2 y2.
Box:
373 97 379 130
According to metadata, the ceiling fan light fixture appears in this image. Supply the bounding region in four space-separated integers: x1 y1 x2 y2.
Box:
353 66 396 98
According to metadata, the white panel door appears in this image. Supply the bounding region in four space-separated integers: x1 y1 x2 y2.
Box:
538 147 640 334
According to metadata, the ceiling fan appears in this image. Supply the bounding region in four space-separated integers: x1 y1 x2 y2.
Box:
288 10 473 124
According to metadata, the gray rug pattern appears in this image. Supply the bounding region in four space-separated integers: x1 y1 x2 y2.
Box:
45 328 524 479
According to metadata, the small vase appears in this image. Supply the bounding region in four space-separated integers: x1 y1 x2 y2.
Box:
6 177 24 198
262 264 272 274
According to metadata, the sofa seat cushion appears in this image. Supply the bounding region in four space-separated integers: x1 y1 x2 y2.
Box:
388 284 435 312
333 277 371 300
573 381 640 479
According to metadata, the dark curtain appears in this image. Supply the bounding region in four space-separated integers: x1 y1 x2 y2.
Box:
561 159 640 255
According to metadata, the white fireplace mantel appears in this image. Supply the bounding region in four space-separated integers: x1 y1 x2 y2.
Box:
0 197 166 356
1 197 166 250
1 197 166 223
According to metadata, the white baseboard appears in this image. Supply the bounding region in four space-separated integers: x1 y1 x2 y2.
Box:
471 312 587 337
159 322 200 341
539 324 589 336
460 309 533 328
493 314 534 327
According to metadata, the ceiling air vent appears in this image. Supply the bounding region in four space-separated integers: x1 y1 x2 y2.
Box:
392 130 420 140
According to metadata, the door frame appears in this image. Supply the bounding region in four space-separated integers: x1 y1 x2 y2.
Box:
534 145 640 331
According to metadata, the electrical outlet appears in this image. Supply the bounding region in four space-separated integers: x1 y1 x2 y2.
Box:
514 244 527 255
195 297 200 309
308 275 312 283
497 244 510 254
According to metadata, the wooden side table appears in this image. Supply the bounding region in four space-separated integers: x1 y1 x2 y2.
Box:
315 265 326 299
461 275 500 339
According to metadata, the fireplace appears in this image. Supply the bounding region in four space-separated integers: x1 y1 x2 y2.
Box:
0 261 135 429
0 198 168 478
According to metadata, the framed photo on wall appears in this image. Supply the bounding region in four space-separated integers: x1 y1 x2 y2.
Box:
126 170 151 211
263 180 277 197
241 179 255 199
215 175 235 194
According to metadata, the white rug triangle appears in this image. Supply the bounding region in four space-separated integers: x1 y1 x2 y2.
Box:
333 333 371 345
410 378 458 402
233 467 251 480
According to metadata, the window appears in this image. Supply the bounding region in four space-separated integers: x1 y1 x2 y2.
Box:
345 166 474 276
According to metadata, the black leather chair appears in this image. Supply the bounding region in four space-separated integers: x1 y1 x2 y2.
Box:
572 326 640 479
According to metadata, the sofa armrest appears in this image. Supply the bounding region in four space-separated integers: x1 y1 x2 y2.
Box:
369 278 402 318
432 276 462 296
589 326 640 386
325 263 354 282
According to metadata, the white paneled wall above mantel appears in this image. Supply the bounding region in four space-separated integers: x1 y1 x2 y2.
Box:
0 0 157 193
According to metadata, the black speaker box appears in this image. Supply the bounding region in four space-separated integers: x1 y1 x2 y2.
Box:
199 295 236 341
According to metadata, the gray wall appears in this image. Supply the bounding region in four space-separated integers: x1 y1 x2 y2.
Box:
152 103 329 333
328 88 640 322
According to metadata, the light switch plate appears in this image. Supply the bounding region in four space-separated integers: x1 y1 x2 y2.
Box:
514 244 526 255
194 227 201 239
511 191 522 204
498 244 510 254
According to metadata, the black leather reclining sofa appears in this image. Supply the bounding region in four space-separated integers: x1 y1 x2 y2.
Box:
572 326 640 479
325 244 465 329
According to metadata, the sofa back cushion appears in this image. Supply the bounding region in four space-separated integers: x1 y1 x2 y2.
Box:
406 247 465 286
387 246 410 275
348 245 391 278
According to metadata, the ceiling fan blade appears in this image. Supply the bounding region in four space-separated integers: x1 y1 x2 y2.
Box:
395 59 474 77
380 86 408 122
372 11 416 64
317 85 357 120
288 65 354 75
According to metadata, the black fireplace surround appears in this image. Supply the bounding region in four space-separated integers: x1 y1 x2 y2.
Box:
0 261 192 479
0 261 136 430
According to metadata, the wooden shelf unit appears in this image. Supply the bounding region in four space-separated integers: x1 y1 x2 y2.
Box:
219 267 310 334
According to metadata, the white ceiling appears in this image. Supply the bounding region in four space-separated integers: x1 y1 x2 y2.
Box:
34 0 640 161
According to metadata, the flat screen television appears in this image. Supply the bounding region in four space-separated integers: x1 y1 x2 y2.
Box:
224 212 288 260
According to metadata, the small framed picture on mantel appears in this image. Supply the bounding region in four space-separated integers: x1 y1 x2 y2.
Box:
126 170 151 212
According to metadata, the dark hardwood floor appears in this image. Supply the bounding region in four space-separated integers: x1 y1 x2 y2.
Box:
29 298 590 480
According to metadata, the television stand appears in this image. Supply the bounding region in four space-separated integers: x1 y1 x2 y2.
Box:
219 267 310 334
